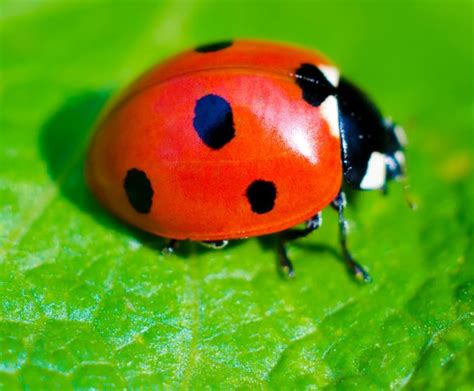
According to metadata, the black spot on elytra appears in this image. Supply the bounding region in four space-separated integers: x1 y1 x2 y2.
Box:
124 168 153 213
246 180 277 214
195 41 233 53
295 63 336 107
193 94 235 149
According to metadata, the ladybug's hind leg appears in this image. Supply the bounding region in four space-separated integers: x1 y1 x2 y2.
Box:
200 240 229 250
278 212 322 278
331 192 372 282
162 240 229 256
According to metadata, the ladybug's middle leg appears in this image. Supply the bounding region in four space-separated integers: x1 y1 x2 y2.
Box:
278 212 322 278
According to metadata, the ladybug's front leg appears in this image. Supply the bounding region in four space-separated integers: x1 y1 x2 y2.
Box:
278 212 322 278
331 192 372 282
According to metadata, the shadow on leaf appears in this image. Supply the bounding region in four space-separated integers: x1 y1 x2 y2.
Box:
257 233 364 282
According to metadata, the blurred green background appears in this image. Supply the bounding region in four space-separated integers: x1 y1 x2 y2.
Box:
0 0 472 389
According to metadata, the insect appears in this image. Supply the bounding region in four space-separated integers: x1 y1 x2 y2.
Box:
86 39 408 281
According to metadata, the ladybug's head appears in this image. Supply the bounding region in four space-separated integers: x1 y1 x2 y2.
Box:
336 77 407 191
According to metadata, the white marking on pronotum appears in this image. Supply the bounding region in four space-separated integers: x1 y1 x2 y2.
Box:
319 95 340 138
319 65 340 87
360 152 387 189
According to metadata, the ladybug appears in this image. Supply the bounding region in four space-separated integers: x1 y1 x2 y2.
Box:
86 39 407 281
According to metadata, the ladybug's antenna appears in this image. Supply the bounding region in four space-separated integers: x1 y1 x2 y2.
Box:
400 172 417 210
392 125 416 210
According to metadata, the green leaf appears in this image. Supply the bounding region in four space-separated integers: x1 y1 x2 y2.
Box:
1 0 472 389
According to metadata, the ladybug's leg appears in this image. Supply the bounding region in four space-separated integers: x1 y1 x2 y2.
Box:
278 212 322 278
162 239 178 254
200 240 229 250
331 192 372 282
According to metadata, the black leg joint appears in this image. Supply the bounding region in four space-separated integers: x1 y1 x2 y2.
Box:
162 239 178 255
278 212 322 278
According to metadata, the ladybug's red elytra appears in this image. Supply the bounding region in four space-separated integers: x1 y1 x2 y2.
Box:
86 39 407 281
